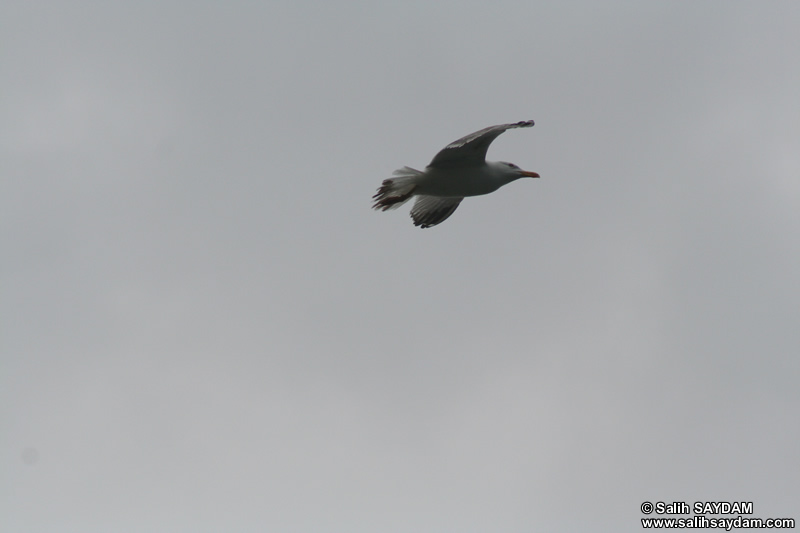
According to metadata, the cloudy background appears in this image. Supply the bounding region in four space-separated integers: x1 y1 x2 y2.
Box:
2 2 798 531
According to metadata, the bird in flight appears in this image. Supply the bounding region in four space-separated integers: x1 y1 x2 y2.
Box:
372 120 539 228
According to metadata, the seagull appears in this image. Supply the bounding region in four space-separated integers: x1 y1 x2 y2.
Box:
372 120 540 228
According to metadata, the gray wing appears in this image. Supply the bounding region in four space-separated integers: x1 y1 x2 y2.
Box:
428 120 535 168
410 196 464 228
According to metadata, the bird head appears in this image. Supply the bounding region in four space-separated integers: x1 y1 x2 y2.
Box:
499 161 540 179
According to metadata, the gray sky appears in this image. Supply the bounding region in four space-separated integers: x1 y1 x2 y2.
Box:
2 2 799 531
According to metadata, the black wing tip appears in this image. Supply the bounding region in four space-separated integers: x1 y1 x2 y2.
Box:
410 199 462 228
515 119 535 128
372 180 417 211
413 218 436 229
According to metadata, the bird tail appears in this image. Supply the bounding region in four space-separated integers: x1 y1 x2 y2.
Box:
372 167 423 211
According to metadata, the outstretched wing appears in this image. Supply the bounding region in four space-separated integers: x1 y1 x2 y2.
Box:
428 120 535 168
410 196 464 228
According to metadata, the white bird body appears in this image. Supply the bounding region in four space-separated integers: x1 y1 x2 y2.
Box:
372 120 539 228
417 161 525 197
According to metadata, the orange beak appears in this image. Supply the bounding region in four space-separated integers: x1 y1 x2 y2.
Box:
520 170 540 178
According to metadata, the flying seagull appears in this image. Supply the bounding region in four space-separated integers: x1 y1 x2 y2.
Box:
372 120 539 228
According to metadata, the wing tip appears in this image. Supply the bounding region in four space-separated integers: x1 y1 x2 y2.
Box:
410 196 463 228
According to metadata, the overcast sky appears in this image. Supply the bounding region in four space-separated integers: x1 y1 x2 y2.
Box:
2 2 799 531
